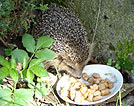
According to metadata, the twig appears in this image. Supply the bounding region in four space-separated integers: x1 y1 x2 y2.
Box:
92 0 102 44
0 36 8 47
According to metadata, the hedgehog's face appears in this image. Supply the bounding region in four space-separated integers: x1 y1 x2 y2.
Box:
58 61 83 78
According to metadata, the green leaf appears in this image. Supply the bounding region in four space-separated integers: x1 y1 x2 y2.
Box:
35 49 56 60
10 56 16 69
11 49 29 63
23 56 28 70
36 36 53 50
0 88 12 106
31 66 49 77
9 69 19 83
14 89 34 106
107 58 112 66
114 64 121 70
27 70 34 83
4 45 15 57
35 82 50 99
0 55 10 68
0 67 9 79
22 34 35 53
29 59 42 69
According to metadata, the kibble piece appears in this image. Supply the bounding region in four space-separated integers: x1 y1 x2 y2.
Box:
98 83 106 90
92 73 100 78
104 82 109 88
74 91 84 103
82 73 89 81
108 82 114 89
93 84 99 91
94 91 101 96
93 95 102 101
94 78 100 84
105 78 110 83
101 89 110 96
87 93 94 102
88 76 94 83
100 79 105 83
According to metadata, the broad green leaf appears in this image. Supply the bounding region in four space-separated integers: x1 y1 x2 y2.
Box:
29 59 42 69
22 34 35 53
11 49 29 63
27 70 34 83
14 89 34 106
107 58 112 66
0 67 9 79
13 97 28 106
23 56 28 70
35 49 56 60
0 88 12 106
31 66 48 77
0 55 10 68
35 82 50 99
9 69 19 83
10 56 16 69
21 70 27 79
36 36 53 50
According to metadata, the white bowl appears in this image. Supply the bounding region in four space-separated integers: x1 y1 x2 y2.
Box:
56 64 123 105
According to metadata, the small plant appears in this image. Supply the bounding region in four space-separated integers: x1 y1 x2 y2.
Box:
0 34 57 105
116 90 130 106
109 40 134 72
107 58 121 70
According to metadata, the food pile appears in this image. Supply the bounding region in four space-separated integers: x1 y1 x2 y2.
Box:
60 73 114 103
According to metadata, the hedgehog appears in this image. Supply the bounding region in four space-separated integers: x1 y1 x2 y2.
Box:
31 5 93 78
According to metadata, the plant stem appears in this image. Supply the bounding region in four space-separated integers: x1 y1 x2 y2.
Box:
54 64 61 79
92 0 101 44
51 89 61 105
119 90 122 106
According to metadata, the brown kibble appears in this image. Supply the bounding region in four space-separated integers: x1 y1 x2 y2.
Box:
88 76 94 83
82 73 89 81
104 82 109 88
98 83 106 90
92 73 100 78
101 89 110 96
108 82 114 89
94 78 100 84
93 95 102 101
105 78 110 83
100 79 105 83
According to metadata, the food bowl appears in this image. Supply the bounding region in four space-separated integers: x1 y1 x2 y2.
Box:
56 64 123 105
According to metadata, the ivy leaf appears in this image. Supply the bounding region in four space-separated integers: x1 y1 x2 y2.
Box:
0 88 12 106
11 49 29 63
27 70 34 83
29 59 42 69
35 49 56 60
22 34 35 53
14 89 34 106
0 55 10 68
10 56 16 69
9 69 19 83
36 36 53 50
31 66 49 77
0 67 9 79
